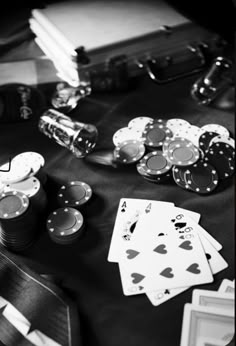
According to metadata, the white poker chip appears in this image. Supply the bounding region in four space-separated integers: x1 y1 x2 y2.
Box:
209 135 235 149
166 118 190 134
0 160 31 184
12 152 45 177
174 125 205 147
201 124 230 137
128 116 154 131
112 127 143 147
4 176 40 198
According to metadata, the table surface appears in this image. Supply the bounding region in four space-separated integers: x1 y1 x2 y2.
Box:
0 69 235 346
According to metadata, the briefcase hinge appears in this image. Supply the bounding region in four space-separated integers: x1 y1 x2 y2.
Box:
143 43 208 84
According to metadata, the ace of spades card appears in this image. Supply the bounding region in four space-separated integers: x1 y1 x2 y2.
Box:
118 209 214 295
107 198 174 262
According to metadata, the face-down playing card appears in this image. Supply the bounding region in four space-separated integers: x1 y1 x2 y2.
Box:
119 210 213 294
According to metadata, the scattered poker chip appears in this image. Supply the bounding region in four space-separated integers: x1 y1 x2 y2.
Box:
4 176 40 198
57 181 92 208
0 191 29 219
209 135 235 149
166 118 190 134
163 138 200 166
172 166 190 190
12 151 45 177
113 140 145 164
137 151 172 176
112 127 143 147
142 122 172 148
198 131 219 154
47 207 85 244
204 142 235 179
128 116 154 131
0 160 31 184
201 124 230 138
185 161 219 194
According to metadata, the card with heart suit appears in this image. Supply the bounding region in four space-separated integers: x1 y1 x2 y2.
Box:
108 198 175 262
118 211 213 294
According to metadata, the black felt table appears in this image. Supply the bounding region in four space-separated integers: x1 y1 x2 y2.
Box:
0 73 234 346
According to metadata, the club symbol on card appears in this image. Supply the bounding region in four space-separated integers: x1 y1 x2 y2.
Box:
126 249 140 259
153 244 167 254
160 267 174 278
179 241 193 250
164 289 170 295
131 273 145 284
186 263 201 274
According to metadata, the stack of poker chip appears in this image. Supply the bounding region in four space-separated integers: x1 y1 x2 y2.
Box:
112 117 235 195
46 180 93 244
0 152 48 214
0 191 38 251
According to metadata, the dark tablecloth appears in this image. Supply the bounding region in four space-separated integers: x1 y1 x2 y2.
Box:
0 71 235 346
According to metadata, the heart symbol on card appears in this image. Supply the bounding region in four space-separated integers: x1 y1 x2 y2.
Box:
160 267 174 278
179 240 193 250
153 244 167 254
126 249 140 259
131 273 145 284
179 235 184 239
186 263 201 274
174 222 187 230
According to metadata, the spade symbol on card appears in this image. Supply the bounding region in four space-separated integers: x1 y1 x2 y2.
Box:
153 244 167 254
126 249 140 259
206 253 211 260
179 235 185 239
121 201 127 212
174 222 187 230
160 267 174 278
186 263 201 274
179 241 193 250
131 273 145 284
129 221 137 234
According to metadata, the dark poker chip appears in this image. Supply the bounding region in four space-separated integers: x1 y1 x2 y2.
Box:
143 172 172 184
47 207 85 244
57 181 92 208
137 151 172 176
199 131 219 154
113 140 145 164
142 122 172 148
0 191 29 219
185 160 219 194
204 142 235 179
172 166 190 190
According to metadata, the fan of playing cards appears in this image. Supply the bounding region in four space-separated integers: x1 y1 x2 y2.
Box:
180 278 235 346
108 198 228 306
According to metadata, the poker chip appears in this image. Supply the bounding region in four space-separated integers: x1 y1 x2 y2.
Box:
204 142 235 179
185 161 219 194
46 207 85 244
57 181 92 208
142 122 172 148
163 138 200 166
142 172 171 184
12 151 45 177
198 131 219 154
172 166 190 190
0 191 29 219
0 160 31 184
113 140 145 164
137 151 172 176
112 127 143 147
201 124 230 138
128 116 154 131
209 135 235 149
174 125 205 148
166 118 190 134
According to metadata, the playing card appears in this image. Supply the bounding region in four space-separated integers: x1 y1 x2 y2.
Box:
119 212 213 294
218 279 235 294
196 337 226 346
3 303 31 336
108 198 174 262
180 303 234 346
192 289 234 311
27 329 62 346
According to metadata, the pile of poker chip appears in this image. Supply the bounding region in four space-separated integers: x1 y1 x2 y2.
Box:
46 180 93 245
0 151 47 251
112 117 235 194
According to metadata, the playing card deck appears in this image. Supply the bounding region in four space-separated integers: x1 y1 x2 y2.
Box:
180 278 235 346
108 198 228 306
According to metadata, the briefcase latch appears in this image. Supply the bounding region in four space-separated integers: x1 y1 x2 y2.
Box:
144 44 207 83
